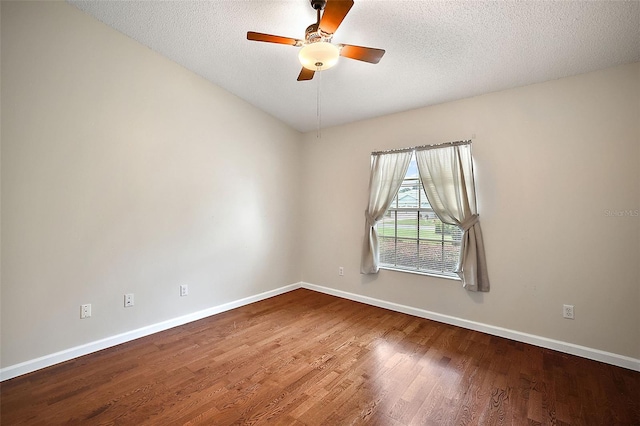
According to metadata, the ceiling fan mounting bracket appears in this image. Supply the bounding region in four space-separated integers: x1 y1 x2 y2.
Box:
310 0 326 11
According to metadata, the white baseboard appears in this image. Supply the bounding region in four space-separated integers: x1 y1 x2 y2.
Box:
300 282 640 372
0 283 301 382
3 281 638 381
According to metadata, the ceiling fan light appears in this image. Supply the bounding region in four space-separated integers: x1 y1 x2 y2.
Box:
298 42 339 71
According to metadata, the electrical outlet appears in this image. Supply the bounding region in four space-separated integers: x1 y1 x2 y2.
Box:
124 293 134 307
80 304 91 319
338 267 344 276
563 304 574 319
180 284 188 297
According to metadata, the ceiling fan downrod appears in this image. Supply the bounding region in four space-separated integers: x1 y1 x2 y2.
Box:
311 0 326 25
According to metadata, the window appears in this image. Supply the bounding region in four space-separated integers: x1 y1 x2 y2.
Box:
377 153 462 277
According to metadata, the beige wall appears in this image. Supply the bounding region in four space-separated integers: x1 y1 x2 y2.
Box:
300 62 640 359
1 1 302 367
1 1 638 371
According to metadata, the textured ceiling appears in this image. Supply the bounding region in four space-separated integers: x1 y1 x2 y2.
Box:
68 0 640 133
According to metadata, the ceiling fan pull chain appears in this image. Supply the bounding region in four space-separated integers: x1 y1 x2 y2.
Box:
316 64 322 138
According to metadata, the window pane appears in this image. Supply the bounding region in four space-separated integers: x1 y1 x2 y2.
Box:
397 180 419 208
406 157 419 179
418 212 437 239
419 240 443 272
378 210 396 238
379 236 396 266
396 238 418 270
396 211 418 239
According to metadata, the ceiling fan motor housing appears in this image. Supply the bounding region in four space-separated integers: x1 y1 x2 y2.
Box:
305 23 332 44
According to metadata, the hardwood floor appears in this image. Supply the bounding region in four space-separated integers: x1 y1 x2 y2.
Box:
1 289 638 425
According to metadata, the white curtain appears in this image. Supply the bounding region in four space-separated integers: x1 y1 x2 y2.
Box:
360 150 412 274
415 143 490 291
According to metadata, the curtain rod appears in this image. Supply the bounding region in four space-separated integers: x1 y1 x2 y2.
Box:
371 139 472 156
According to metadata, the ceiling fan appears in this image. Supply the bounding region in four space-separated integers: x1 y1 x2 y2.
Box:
247 0 385 81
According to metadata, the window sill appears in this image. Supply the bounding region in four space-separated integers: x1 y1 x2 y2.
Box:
379 266 461 281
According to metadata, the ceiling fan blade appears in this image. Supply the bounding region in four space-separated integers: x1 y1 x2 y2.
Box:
319 0 354 34
297 67 315 81
340 44 385 64
247 31 302 46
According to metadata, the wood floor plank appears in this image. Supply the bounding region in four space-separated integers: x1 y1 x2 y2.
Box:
1 289 638 425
